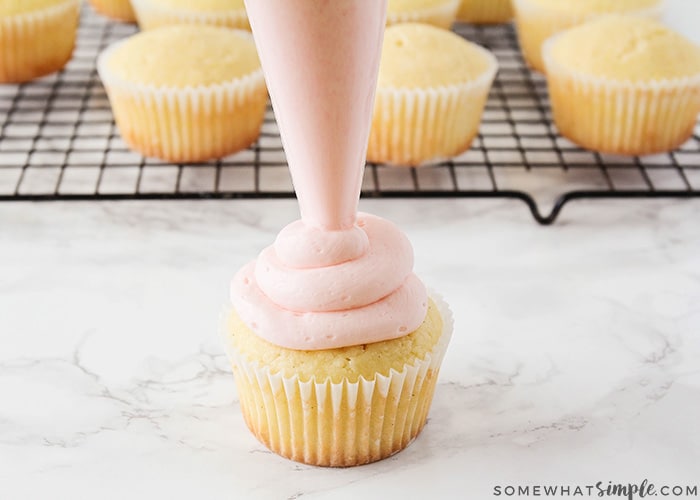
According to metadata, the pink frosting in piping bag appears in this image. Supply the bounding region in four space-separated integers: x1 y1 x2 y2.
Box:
232 0 428 350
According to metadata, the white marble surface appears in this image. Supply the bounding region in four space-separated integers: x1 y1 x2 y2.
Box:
1 198 699 499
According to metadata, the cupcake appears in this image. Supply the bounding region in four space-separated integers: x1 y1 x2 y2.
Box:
512 0 663 72
457 0 513 24
225 215 453 467
131 0 248 31
368 23 498 167
226 215 453 467
88 0 136 22
0 0 81 83
387 0 460 29
97 25 267 162
544 16 700 156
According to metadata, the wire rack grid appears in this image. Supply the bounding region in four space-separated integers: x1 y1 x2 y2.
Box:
1 7 699 224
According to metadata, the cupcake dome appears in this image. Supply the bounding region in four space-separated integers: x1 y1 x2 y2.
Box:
0 0 81 83
544 16 700 155
457 0 513 24
98 25 267 162
368 23 497 166
547 15 700 81
512 0 663 72
387 0 460 29
131 0 248 30
525 0 659 14
88 0 136 22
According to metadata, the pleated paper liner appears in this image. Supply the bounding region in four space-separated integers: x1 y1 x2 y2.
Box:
131 0 249 31
512 0 664 72
222 294 454 467
367 47 497 167
457 0 513 24
0 0 80 83
96 36 267 163
543 37 700 156
386 0 460 29
88 0 136 23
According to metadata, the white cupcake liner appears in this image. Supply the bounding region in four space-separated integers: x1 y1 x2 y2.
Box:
221 294 453 467
512 0 664 72
543 36 700 155
0 0 80 83
368 47 498 167
387 0 460 29
131 0 249 30
88 0 136 23
457 0 513 24
96 34 267 162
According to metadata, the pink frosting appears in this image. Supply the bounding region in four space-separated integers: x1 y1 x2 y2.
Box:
231 214 428 350
233 0 429 350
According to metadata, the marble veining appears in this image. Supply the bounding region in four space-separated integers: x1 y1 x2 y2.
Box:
0 198 698 499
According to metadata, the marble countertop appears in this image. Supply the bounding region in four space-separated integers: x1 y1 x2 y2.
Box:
1 198 699 499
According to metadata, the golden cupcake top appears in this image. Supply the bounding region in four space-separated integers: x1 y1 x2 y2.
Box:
546 16 700 81
388 0 453 12
105 25 260 87
144 0 244 11
379 23 495 88
0 0 72 15
527 0 660 14
227 300 444 384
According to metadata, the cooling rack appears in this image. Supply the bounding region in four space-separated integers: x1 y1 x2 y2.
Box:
1 6 699 224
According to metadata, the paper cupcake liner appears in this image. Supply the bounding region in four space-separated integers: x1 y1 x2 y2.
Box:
88 0 136 23
131 0 249 31
0 0 80 83
97 36 267 163
512 0 664 72
543 38 700 156
387 0 460 29
221 294 454 467
457 0 513 24
368 49 498 167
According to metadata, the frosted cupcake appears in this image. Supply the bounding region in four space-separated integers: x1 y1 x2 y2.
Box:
226 214 453 466
0 0 80 83
512 0 663 72
457 0 513 24
131 0 248 30
368 23 498 167
544 16 700 156
88 0 136 22
226 0 453 467
97 25 266 162
387 0 460 29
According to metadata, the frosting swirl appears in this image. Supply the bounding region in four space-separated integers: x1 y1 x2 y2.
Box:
231 213 428 350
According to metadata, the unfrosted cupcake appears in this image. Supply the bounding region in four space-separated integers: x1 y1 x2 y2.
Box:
97 25 267 162
368 23 497 167
513 0 663 72
131 0 248 30
457 0 513 24
88 0 135 22
387 0 460 29
0 0 80 83
226 213 453 467
544 16 700 156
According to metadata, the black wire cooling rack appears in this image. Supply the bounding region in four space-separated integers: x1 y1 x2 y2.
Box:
1 7 699 224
